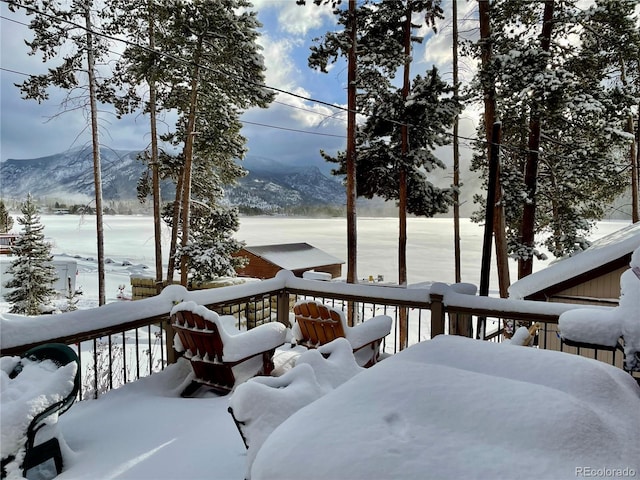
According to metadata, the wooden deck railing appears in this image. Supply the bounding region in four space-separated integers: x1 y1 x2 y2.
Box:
2 270 627 399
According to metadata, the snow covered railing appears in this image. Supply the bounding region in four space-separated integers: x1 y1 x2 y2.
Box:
1 270 621 398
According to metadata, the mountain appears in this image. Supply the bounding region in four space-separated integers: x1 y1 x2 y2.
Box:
0 148 152 201
0 148 345 212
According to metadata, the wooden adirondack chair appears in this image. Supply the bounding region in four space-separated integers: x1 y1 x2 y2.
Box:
171 302 287 397
292 300 392 368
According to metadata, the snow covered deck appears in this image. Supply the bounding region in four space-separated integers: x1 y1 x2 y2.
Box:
2 264 640 478
4 337 637 480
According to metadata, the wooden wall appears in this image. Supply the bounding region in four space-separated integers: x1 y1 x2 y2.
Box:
234 251 280 279
548 266 626 307
234 250 342 279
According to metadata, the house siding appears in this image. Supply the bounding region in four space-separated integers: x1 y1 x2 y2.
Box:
547 266 626 306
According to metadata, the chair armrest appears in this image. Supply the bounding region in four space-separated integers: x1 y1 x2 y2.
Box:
346 315 392 351
219 315 241 332
221 322 287 363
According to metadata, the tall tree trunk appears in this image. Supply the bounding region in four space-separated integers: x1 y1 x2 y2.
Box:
148 2 163 293
179 37 203 286
629 112 639 223
519 0 554 278
346 0 358 288
85 4 105 306
167 166 183 282
399 2 411 288
452 0 461 284
344 0 358 327
398 1 412 350
478 0 510 296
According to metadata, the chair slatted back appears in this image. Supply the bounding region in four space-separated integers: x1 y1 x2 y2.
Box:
172 310 224 363
294 301 346 347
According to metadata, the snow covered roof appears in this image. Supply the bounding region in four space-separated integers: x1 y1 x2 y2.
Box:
509 222 640 300
240 243 344 271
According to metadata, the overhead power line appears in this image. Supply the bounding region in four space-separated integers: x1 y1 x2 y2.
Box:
3 0 595 160
242 120 346 138
0 1 350 113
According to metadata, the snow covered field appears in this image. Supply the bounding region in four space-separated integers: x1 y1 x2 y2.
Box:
1 214 632 308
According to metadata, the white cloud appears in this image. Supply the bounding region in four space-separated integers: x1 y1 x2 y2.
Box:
280 88 345 129
278 3 335 36
257 34 302 90
252 1 336 36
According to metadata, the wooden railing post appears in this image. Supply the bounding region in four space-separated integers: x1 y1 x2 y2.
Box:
277 290 292 328
399 307 409 350
430 293 446 338
449 312 473 337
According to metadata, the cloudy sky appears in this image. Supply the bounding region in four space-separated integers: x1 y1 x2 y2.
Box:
0 1 480 172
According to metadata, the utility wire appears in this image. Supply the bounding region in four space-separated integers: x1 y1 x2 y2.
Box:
0 0 350 112
2 1 615 160
242 120 346 138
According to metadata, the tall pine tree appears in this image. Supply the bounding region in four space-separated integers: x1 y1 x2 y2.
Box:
310 1 458 284
156 0 273 285
468 0 634 276
10 0 116 304
4 194 58 315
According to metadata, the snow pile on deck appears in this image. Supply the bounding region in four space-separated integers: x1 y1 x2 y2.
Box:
559 247 640 371
229 338 363 478
251 336 640 480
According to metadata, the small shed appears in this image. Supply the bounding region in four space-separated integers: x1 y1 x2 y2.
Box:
234 243 344 279
509 222 640 307
509 222 640 367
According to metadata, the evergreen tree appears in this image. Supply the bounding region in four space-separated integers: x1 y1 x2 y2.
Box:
0 200 14 233
352 67 459 218
177 206 248 282
468 0 635 275
309 0 457 287
103 0 173 292
4 194 58 315
156 0 273 284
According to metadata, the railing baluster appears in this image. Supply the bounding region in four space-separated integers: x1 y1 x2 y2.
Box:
135 328 140 380
93 338 98 400
148 324 152 376
76 343 83 401
161 319 166 370
122 331 127 385
108 336 113 391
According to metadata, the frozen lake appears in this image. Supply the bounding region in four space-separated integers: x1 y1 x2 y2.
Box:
2 214 632 307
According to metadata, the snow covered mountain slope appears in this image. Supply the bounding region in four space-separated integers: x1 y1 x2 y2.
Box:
0 148 345 211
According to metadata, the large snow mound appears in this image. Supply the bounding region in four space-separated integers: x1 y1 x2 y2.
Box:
252 336 640 480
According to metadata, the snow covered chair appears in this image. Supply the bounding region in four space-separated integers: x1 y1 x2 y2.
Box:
171 301 287 397
559 246 640 382
228 338 364 479
292 300 392 368
1 343 80 479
